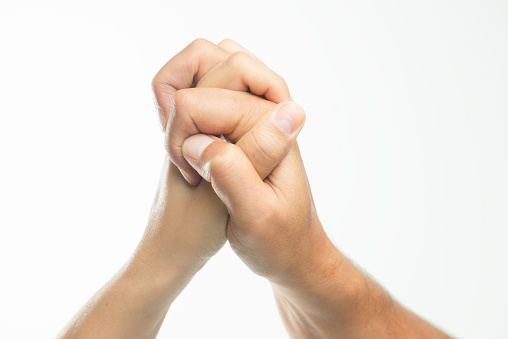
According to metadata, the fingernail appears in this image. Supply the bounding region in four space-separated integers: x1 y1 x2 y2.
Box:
178 167 192 184
158 109 167 132
183 134 215 162
274 102 305 134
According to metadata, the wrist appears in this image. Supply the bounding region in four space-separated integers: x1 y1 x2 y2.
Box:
131 205 206 307
269 220 372 331
269 218 348 295
128 247 196 307
271 243 448 338
131 229 205 304
138 155 227 278
270 222 402 337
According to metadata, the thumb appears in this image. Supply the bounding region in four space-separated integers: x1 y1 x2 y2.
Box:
236 101 305 180
182 134 267 212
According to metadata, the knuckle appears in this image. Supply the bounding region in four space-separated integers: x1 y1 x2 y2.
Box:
150 75 163 99
150 75 159 89
266 71 290 96
189 38 212 51
250 129 280 164
225 51 251 70
218 38 236 48
151 65 164 85
170 88 192 118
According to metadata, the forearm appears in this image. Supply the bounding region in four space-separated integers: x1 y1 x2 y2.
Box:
56 252 192 339
271 221 452 339
57 157 221 338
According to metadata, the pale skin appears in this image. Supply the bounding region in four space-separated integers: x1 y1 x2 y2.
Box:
57 39 452 339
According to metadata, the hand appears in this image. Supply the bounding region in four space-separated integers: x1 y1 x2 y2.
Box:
153 40 352 337
139 39 299 278
182 107 323 284
136 91 304 277
170 42 452 339
164 41 452 339
59 39 452 339
58 40 303 339
152 38 291 185
153 39 327 286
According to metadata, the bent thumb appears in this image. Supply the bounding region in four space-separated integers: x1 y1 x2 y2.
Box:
182 134 266 211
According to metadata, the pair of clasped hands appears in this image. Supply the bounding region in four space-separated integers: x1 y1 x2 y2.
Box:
146 38 320 285
58 39 451 339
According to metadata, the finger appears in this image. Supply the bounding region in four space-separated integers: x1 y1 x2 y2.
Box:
195 51 291 104
151 38 230 131
216 39 261 61
181 134 273 214
260 142 313 224
180 102 306 213
236 101 306 179
265 142 310 196
165 88 273 185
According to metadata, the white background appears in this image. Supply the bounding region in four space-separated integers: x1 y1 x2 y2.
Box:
1 0 507 338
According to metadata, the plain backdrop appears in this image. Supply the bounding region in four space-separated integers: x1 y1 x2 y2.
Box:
1 0 507 338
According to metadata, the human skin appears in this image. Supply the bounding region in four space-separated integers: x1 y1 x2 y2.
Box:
58 39 452 338
57 41 302 338
156 39 453 338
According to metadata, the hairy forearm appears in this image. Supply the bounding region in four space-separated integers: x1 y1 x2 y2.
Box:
271 222 452 339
